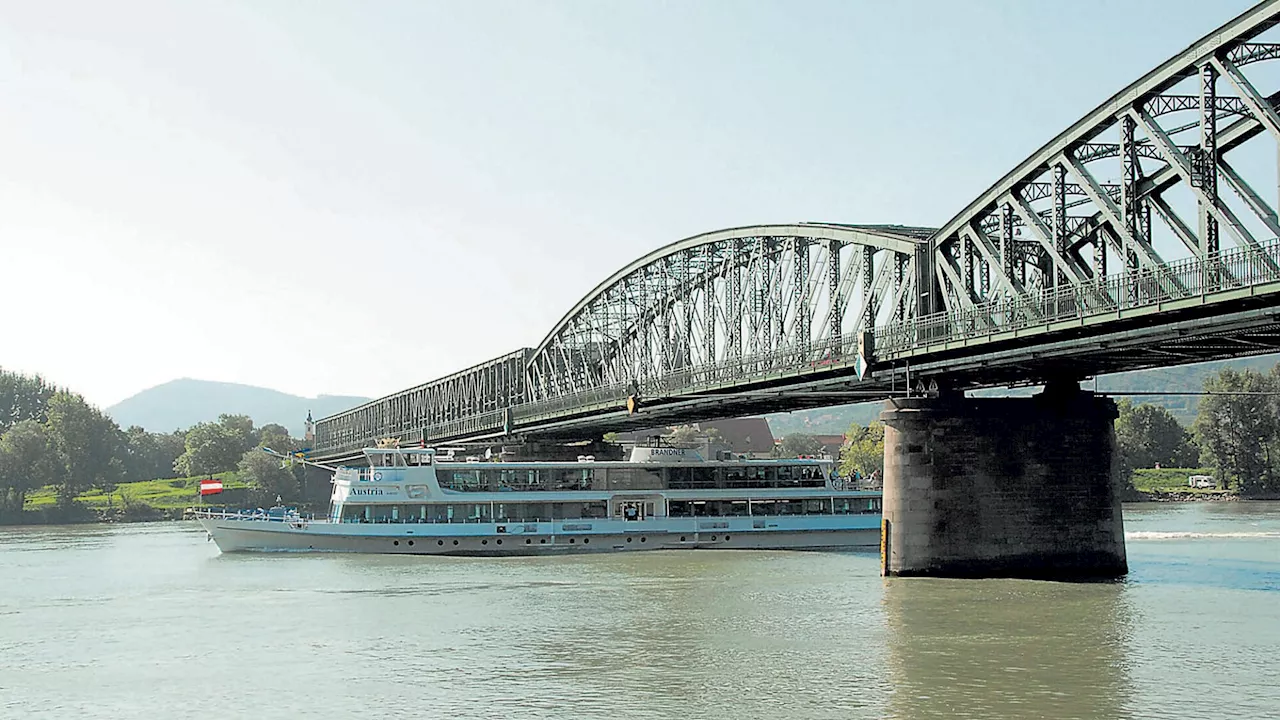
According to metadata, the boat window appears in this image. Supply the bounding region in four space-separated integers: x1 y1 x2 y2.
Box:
552 501 606 519
551 468 593 491
797 465 827 487
458 503 492 522
776 466 795 484
668 500 694 517
722 466 775 489
341 504 366 522
499 469 542 491
834 497 881 514
604 468 663 491
750 500 805 516
494 502 552 522
746 466 772 487
805 499 832 514
373 453 401 467
668 467 716 489
723 466 747 488
437 469 488 491
667 467 692 489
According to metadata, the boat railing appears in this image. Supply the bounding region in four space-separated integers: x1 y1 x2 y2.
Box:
191 508 314 522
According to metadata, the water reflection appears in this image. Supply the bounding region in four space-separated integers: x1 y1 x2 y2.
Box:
882 577 1134 720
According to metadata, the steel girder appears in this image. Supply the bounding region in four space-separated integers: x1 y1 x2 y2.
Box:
523 224 927 402
929 0 1280 318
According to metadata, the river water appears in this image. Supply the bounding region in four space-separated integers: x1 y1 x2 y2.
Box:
1 502 1277 720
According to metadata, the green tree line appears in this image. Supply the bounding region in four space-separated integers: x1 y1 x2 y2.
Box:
0 369 307 523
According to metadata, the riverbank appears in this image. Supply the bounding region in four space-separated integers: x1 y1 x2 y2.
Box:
2 472 256 526
1133 489 1238 502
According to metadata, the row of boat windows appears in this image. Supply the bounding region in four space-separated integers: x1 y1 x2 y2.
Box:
334 497 881 523
669 498 881 516
436 466 827 493
341 502 609 523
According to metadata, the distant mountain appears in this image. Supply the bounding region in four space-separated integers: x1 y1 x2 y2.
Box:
106 379 370 437
766 353 1280 436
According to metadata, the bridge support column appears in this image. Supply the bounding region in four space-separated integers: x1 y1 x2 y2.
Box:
879 383 1127 580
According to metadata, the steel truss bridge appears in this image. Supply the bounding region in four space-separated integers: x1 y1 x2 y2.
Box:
315 0 1280 460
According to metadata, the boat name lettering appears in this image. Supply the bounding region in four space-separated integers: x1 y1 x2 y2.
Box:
649 448 687 456
349 488 391 496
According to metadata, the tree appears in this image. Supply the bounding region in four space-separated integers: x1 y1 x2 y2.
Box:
0 420 61 517
1115 400 1199 470
840 422 885 480
218 414 257 449
124 426 187 482
0 369 57 435
236 449 298 504
256 423 295 453
703 427 727 447
174 422 245 477
1193 368 1278 494
174 415 261 477
44 391 127 509
666 425 699 444
779 433 824 458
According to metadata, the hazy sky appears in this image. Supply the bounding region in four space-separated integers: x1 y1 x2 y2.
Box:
0 0 1260 409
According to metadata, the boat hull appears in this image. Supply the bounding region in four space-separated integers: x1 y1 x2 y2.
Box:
198 516 881 555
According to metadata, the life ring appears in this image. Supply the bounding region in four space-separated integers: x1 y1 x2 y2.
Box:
373 472 383 481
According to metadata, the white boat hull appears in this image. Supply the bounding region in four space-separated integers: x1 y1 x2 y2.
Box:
199 516 881 555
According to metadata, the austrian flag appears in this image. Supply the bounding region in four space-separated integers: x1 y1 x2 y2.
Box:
199 479 223 496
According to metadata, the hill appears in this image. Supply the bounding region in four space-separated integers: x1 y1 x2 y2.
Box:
106 379 369 436
766 353 1280 436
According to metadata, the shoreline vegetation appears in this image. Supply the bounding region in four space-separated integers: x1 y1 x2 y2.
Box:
1 368 316 527
11 471 255 525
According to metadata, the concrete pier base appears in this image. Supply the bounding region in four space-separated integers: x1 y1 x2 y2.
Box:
880 385 1127 580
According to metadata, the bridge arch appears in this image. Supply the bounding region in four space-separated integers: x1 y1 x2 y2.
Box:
926 0 1280 316
525 223 930 401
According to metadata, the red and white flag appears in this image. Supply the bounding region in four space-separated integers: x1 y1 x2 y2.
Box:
199 479 223 496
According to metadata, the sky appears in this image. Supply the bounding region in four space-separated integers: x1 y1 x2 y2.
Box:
0 0 1263 409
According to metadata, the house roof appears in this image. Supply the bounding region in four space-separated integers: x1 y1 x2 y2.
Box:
696 417 775 454
610 416 776 454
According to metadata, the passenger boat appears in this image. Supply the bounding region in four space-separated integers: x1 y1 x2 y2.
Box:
194 444 883 555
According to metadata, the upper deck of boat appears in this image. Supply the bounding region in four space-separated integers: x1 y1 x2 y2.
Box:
353 446 833 472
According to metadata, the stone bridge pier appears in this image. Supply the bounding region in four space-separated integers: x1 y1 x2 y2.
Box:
879 382 1127 580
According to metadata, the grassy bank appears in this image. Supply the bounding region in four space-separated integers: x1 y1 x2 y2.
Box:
1129 467 1238 501
1131 467 1220 493
22 472 250 515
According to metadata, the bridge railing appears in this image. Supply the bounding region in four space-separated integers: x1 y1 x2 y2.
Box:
876 238 1280 355
513 337 859 425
